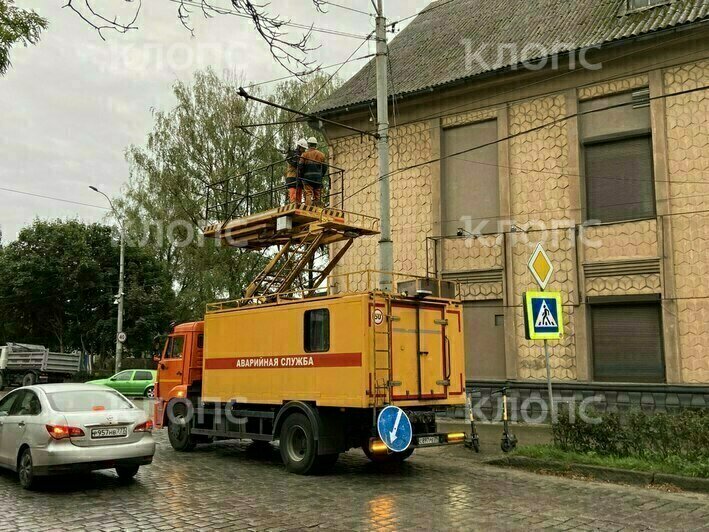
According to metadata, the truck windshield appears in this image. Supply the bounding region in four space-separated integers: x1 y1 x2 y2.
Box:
47 390 134 412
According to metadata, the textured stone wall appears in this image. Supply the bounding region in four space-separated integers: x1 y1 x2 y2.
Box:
508 95 578 380
584 220 658 262
330 121 434 291
664 59 709 383
578 74 649 101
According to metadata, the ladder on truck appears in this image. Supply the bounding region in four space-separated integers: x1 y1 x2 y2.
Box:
203 204 380 302
372 294 394 409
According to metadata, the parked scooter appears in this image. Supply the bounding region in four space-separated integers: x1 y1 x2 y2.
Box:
492 386 518 453
464 390 480 452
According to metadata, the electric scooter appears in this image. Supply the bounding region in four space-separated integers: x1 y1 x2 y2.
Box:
464 390 480 452
492 386 518 453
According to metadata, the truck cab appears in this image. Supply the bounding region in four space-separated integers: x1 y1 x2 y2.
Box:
154 322 203 428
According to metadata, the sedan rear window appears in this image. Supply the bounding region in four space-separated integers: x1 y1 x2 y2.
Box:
47 390 134 412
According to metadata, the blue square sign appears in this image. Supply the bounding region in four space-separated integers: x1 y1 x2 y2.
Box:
524 292 563 340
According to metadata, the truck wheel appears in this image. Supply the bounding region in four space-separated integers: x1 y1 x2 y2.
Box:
363 446 414 463
279 412 337 475
167 403 197 452
21 372 37 387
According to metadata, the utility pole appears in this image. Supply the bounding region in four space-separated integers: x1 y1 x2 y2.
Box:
374 0 393 292
90 186 125 373
116 226 125 374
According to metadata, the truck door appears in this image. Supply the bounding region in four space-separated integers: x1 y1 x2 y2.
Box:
156 334 186 399
390 302 448 401
417 306 448 399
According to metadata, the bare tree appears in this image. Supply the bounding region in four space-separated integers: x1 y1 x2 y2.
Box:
63 0 328 76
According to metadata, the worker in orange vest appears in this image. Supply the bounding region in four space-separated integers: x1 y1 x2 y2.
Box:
298 137 327 206
286 138 308 204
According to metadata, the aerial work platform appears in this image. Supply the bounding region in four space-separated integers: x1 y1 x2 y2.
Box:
202 203 379 300
202 203 378 250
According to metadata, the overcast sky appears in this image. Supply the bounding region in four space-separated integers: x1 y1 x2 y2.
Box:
0 0 429 241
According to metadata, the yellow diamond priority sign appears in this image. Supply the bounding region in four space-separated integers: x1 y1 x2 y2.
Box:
528 243 553 290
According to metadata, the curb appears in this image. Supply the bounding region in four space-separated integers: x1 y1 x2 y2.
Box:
488 456 709 494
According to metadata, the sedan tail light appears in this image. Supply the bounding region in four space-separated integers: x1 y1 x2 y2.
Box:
46 425 85 440
134 420 153 433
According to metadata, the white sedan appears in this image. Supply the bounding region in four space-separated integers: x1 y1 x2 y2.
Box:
0 383 155 489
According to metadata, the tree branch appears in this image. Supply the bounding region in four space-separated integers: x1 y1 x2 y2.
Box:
62 0 141 41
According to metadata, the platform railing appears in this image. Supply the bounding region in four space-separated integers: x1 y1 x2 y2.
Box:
204 158 346 224
205 270 459 313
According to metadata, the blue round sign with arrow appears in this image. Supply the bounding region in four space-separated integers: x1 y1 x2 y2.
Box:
377 405 413 452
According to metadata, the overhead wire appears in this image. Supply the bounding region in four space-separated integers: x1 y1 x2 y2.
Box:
165 0 373 40
0 186 109 210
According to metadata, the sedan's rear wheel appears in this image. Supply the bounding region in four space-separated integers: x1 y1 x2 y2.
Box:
18 449 36 490
116 465 140 481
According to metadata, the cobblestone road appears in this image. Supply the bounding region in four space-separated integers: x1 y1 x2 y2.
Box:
0 396 708 531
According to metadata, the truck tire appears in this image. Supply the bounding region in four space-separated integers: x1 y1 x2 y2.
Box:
279 412 338 475
21 372 37 387
167 402 197 452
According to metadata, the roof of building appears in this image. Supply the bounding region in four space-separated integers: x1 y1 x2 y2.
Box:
315 0 709 114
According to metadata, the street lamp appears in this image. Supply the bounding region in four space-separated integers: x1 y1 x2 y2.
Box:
90 186 126 374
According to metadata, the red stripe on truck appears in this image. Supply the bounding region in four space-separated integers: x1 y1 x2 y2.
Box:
204 352 362 370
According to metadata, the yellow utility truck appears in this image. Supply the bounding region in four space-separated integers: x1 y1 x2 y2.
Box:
154 203 467 474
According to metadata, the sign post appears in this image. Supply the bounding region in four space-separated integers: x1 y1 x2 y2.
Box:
526 243 561 423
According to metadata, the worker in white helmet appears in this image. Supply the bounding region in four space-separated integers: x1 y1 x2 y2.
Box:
285 138 308 204
298 137 327 206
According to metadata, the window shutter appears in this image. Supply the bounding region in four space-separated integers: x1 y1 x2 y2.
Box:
585 135 655 223
591 303 664 383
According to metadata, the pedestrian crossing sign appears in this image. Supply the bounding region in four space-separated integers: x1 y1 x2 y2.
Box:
524 292 563 340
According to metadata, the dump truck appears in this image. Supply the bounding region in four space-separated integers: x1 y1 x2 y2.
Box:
0 343 82 389
154 202 467 474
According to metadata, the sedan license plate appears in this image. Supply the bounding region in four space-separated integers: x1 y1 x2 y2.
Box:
91 427 128 439
417 435 440 446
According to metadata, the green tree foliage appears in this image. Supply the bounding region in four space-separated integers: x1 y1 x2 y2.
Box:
0 0 47 76
123 68 340 320
0 220 174 357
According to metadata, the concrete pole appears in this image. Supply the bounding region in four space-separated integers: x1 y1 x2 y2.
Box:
375 0 393 292
115 225 125 374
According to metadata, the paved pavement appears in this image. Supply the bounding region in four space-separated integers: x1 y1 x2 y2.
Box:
0 396 708 531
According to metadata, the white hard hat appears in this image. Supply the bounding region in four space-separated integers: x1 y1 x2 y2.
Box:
307 136 318 146
297 138 308 149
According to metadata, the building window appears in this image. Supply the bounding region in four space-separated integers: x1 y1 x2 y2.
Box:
584 134 655 222
442 119 499 235
304 309 330 353
591 301 664 383
581 89 655 223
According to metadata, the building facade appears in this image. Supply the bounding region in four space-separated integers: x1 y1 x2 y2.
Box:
316 0 709 413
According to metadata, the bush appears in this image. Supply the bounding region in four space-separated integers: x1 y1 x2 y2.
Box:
553 406 709 463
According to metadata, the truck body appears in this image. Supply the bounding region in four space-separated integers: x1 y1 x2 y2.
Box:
0 343 82 389
154 290 467 474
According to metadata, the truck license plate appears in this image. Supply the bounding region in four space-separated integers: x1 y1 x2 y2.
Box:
417 436 440 445
91 427 128 439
